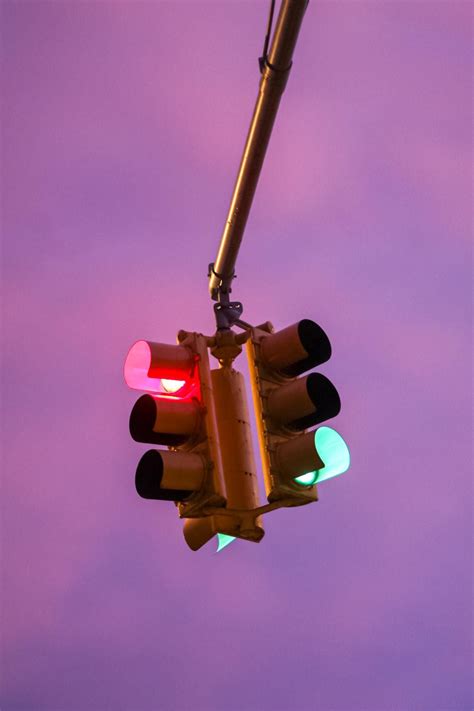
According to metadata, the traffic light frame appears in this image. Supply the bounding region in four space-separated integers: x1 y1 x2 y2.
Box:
246 319 346 506
125 318 349 551
125 332 226 522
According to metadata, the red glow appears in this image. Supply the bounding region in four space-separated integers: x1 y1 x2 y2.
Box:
151 392 192 402
124 340 199 399
124 341 158 392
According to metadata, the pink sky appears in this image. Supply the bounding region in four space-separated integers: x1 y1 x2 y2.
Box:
2 2 472 710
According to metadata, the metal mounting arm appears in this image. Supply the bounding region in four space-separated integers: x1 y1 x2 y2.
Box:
209 0 309 302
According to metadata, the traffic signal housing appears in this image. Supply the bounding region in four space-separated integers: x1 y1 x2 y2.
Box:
124 319 349 550
247 319 350 505
124 334 227 547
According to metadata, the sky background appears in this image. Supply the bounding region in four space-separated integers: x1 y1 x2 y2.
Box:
1 1 472 710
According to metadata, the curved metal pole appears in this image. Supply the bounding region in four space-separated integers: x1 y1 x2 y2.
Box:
209 0 309 301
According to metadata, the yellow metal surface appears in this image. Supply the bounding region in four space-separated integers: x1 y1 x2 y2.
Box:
176 332 227 519
246 335 274 500
193 333 226 499
147 342 194 379
211 366 264 542
246 327 317 506
159 451 206 492
183 517 217 551
151 398 200 439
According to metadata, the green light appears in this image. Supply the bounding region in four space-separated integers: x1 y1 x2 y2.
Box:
216 534 236 552
294 471 318 486
294 426 350 486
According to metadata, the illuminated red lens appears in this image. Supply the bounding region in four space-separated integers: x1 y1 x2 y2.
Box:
161 378 186 393
124 340 196 397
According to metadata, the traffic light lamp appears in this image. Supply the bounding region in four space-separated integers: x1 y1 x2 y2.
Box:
124 319 349 551
247 319 350 505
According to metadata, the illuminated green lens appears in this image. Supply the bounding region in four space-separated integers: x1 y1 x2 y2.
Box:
294 471 318 486
294 426 350 486
216 534 235 552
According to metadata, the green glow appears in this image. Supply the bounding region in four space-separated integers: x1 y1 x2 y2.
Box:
216 534 236 552
294 426 350 487
294 471 318 486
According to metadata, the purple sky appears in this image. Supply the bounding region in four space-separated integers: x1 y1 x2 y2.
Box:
2 2 472 710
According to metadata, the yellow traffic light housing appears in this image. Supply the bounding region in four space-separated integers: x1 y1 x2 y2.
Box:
125 333 226 529
125 318 349 550
247 319 345 506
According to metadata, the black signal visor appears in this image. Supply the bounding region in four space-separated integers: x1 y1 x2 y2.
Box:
282 320 332 377
135 450 195 502
130 394 196 447
260 319 332 378
289 373 341 431
267 372 341 431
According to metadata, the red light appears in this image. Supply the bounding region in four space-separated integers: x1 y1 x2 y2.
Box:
124 340 198 399
161 378 186 393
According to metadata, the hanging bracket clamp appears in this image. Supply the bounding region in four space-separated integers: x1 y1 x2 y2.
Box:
208 263 235 301
208 263 243 331
213 298 243 331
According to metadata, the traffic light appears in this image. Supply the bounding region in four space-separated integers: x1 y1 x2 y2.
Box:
125 320 349 550
124 333 227 549
246 319 350 505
